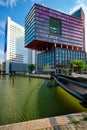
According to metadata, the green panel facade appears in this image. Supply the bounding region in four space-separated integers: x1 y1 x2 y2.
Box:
49 17 61 35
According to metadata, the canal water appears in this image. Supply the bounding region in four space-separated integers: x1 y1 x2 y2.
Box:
0 75 87 126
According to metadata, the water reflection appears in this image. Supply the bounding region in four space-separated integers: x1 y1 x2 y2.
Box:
0 76 86 126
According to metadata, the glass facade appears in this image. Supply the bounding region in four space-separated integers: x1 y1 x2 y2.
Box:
25 4 85 71
25 4 85 51
4 17 35 74
37 48 85 71
71 8 82 19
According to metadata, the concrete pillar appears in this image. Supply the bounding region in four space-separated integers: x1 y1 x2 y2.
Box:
61 44 62 48
54 44 56 69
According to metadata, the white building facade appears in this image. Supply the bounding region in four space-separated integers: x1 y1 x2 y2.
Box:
4 17 35 74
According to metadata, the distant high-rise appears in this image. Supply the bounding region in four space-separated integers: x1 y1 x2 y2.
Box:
4 17 35 74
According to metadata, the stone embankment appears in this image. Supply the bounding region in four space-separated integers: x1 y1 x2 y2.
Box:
0 112 87 130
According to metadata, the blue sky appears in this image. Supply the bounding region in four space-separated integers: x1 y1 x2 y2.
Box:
0 0 87 61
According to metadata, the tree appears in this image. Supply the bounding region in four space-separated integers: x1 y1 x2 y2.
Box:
70 59 86 73
43 64 52 74
28 64 35 73
63 68 70 75
44 64 51 71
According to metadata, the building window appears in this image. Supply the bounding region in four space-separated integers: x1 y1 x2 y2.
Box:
49 17 61 35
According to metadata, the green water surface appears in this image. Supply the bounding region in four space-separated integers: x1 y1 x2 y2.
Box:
0 75 86 126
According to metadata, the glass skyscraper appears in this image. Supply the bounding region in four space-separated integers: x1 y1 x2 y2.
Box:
4 17 35 74
25 4 85 72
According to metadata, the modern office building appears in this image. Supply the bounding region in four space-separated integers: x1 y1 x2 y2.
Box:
25 4 85 72
0 62 4 74
4 17 35 74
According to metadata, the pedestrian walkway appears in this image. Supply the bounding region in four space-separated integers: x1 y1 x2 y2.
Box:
29 74 51 79
77 74 87 78
0 112 87 130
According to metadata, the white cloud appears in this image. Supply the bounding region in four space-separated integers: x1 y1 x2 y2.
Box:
0 1 6 6
31 0 44 4
57 8 65 13
0 0 18 7
0 31 4 35
77 0 85 4
70 0 87 52
0 21 5 29
0 21 5 36
0 50 4 61
0 50 4 55
0 0 26 7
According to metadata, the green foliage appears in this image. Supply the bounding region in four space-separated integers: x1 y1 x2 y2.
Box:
63 68 70 75
68 120 80 125
82 116 87 121
44 64 51 71
70 59 86 72
28 64 35 73
68 116 87 126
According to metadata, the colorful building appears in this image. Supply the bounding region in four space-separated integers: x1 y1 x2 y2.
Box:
25 4 85 72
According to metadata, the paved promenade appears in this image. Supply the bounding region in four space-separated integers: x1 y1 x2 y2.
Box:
29 74 51 79
77 74 87 78
0 112 87 130
29 73 87 79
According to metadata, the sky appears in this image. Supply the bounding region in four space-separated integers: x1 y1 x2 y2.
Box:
0 0 87 62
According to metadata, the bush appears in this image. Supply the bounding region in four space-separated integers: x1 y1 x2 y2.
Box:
82 116 87 121
68 120 80 125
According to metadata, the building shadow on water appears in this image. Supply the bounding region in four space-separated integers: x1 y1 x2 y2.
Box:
37 79 87 120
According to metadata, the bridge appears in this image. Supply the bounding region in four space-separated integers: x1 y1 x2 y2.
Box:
50 74 87 108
